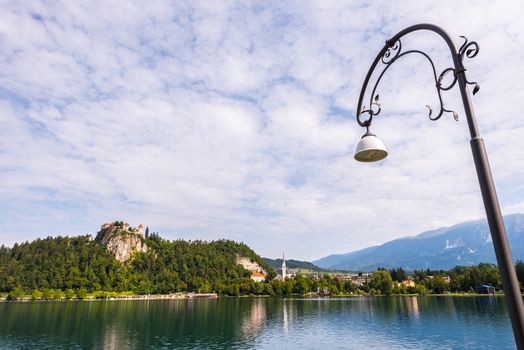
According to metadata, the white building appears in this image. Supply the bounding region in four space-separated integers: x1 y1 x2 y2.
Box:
281 252 287 279
250 272 267 283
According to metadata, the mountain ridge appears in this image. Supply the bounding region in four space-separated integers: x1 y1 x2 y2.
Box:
313 214 524 271
262 257 323 271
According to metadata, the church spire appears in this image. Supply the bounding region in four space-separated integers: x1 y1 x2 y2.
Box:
281 252 287 280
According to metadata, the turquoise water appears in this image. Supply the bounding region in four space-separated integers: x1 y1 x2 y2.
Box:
0 296 515 349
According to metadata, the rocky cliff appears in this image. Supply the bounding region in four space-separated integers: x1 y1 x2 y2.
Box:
96 225 148 262
236 255 266 273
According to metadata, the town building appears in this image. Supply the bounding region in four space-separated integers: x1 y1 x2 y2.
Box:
335 274 354 281
100 221 144 235
250 272 267 283
402 279 416 288
351 274 371 286
477 284 495 294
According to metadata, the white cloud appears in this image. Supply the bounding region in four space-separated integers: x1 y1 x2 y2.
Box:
1 0 524 261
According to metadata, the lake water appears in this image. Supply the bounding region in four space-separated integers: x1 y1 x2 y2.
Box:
0 296 515 349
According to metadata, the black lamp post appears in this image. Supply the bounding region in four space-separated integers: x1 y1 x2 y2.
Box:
354 23 524 348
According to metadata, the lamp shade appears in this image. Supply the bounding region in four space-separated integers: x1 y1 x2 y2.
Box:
354 131 388 162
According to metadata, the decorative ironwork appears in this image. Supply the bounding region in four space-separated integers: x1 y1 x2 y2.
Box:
458 36 480 95
381 39 402 64
357 35 480 127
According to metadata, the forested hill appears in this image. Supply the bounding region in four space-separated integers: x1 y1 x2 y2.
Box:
0 228 276 295
263 258 323 271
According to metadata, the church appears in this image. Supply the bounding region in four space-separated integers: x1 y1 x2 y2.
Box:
281 253 287 279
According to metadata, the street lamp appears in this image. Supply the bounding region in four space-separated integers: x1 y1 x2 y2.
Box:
354 23 524 348
354 128 388 162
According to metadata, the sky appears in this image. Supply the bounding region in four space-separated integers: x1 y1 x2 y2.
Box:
1 1 524 261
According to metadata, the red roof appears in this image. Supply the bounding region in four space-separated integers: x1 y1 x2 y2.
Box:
251 272 267 277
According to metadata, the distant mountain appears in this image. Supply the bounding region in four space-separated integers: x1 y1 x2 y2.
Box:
262 257 323 271
313 214 524 271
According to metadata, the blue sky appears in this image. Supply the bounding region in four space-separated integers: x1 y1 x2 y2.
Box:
1 1 524 261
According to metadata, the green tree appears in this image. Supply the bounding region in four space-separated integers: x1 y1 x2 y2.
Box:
343 280 357 293
477 263 501 289
53 289 64 300
264 284 275 296
516 260 524 290
371 270 393 295
76 288 88 300
415 283 428 295
328 284 339 295
64 289 75 299
294 275 310 295
412 270 428 283
66 267 83 289
94 291 109 299
136 280 154 295
389 267 408 282
7 287 23 301
42 289 53 300
429 276 448 294
31 289 42 300
283 280 294 296
270 280 284 296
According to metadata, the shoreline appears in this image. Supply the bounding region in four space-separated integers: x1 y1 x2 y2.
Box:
0 292 218 302
0 292 510 302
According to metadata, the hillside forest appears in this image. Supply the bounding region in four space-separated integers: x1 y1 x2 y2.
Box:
3 230 524 299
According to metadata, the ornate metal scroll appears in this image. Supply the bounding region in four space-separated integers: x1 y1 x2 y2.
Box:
357 36 480 127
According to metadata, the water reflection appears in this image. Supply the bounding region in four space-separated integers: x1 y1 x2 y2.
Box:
240 298 266 340
283 299 288 336
408 295 419 318
0 296 515 349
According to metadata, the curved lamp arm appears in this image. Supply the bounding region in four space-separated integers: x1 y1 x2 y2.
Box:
355 23 480 137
